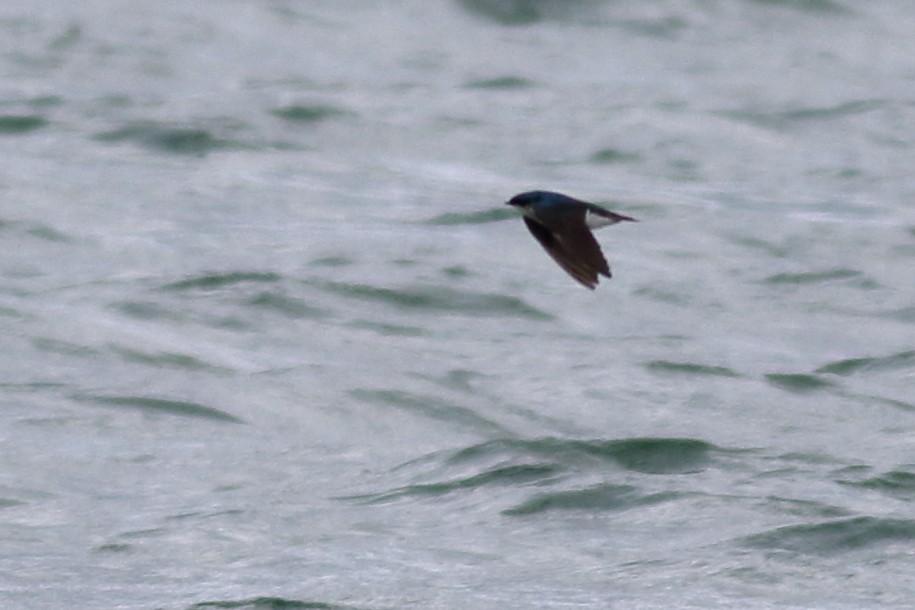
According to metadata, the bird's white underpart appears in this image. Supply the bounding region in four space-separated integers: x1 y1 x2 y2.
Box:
585 209 618 229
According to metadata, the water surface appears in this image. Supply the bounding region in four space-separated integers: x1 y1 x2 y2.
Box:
1 1 914 608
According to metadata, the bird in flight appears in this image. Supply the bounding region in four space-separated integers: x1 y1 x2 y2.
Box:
507 190 636 290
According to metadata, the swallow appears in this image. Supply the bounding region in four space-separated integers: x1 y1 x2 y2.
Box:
507 190 636 289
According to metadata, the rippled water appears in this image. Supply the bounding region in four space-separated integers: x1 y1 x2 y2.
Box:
2 1 915 608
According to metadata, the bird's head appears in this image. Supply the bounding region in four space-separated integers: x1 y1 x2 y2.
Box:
506 191 549 209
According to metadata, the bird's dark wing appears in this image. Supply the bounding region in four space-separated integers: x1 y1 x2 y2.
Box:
523 216 611 290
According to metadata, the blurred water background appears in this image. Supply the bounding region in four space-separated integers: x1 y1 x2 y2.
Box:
2 1 915 608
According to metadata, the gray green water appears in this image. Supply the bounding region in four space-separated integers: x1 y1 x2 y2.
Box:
2 1 915 608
